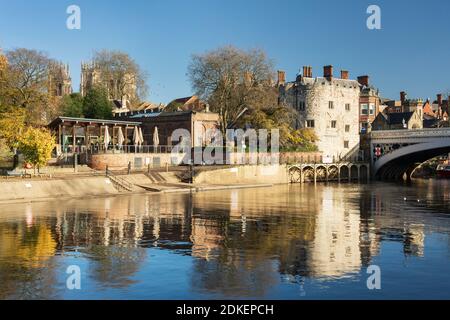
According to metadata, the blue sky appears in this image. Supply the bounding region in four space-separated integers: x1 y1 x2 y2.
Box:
0 0 449 103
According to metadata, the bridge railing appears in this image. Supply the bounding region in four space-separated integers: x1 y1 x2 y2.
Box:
370 128 450 140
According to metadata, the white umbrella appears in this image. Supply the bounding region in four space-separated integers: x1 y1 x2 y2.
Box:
153 126 159 152
104 126 111 150
139 127 144 146
117 127 125 148
133 126 140 146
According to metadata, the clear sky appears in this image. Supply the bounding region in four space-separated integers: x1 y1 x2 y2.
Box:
0 0 449 103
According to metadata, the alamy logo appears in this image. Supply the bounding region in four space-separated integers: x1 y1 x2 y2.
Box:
66 265 81 290
366 265 381 290
366 5 381 30
66 5 81 30
170 128 280 165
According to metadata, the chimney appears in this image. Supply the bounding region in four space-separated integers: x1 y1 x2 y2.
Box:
303 66 308 77
340 70 349 80
437 94 442 106
277 70 286 86
357 75 369 87
302 66 312 78
400 91 407 104
323 65 333 80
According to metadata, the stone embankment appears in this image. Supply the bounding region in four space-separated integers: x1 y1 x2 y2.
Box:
0 165 284 204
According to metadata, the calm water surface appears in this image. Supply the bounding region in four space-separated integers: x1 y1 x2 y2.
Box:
1 180 450 299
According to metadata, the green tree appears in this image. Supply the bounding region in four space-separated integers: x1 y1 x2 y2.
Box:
82 87 113 119
19 126 55 173
61 93 84 117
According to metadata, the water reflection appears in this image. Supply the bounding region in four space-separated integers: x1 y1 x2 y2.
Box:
0 180 450 299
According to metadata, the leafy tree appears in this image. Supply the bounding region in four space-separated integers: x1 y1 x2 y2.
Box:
61 93 84 117
19 126 55 173
1 48 58 125
82 87 113 119
239 104 318 151
0 107 26 151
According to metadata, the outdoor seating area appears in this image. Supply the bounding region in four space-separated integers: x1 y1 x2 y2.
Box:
48 116 165 156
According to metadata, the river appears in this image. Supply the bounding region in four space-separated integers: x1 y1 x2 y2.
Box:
0 180 450 299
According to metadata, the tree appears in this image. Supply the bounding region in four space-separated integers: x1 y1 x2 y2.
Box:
1 48 57 125
188 46 275 135
61 93 84 117
3 49 53 107
0 107 26 151
19 126 55 173
239 104 318 151
92 50 148 105
82 87 113 119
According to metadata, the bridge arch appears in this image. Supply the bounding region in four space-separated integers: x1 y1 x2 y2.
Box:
373 140 450 180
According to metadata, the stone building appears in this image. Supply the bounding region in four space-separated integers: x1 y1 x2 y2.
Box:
80 61 137 106
371 110 423 130
278 65 361 160
48 62 72 97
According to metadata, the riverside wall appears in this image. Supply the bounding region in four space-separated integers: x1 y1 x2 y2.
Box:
0 176 119 203
193 164 290 185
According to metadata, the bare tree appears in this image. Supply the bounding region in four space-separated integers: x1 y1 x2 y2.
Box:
92 50 148 105
188 46 275 134
4 48 54 109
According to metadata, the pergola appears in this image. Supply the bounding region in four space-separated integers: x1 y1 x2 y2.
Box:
47 116 142 154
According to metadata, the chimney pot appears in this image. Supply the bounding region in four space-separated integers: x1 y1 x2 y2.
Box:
437 94 443 106
323 65 333 79
277 70 286 86
302 66 312 78
340 70 349 80
357 75 369 87
400 91 407 104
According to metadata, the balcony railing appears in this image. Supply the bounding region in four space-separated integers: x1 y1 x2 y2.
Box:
63 145 178 154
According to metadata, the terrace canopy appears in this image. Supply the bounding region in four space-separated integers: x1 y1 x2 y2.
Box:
47 116 142 154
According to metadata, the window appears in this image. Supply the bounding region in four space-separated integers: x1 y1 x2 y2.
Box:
298 101 305 111
345 125 350 132
344 141 349 148
331 120 337 128
369 103 375 115
328 101 334 109
361 104 369 115
306 120 315 128
345 104 351 111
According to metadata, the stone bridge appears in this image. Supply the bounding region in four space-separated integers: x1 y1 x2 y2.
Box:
370 128 450 180
288 162 370 183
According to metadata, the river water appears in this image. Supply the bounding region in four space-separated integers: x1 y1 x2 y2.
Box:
0 180 450 300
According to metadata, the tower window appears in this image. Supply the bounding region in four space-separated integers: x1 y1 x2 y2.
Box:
306 120 315 128
331 120 337 128
298 101 306 111
329 101 334 109
345 104 351 111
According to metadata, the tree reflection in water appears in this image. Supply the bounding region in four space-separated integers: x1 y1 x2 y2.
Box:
0 180 449 299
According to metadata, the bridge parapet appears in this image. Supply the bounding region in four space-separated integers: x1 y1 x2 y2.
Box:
371 128 450 143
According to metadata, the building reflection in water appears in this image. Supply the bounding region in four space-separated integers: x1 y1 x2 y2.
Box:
0 180 446 299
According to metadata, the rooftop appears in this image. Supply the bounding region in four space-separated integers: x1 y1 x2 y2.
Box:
48 116 142 128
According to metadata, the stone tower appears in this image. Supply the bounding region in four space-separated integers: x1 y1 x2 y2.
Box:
278 65 361 160
80 61 137 106
49 62 72 97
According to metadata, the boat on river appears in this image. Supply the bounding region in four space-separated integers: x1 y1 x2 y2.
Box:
436 163 450 178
